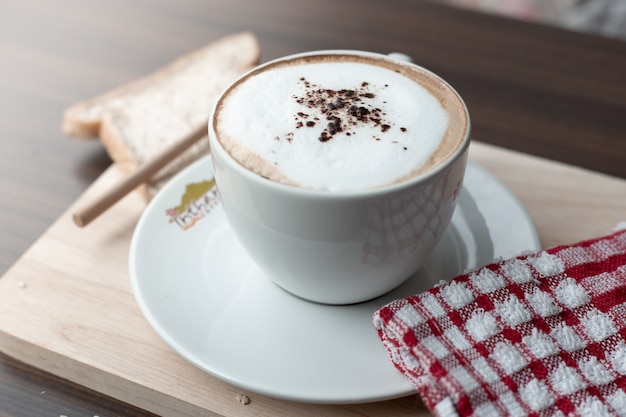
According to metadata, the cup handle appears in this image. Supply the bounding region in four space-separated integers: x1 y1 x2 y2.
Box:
386 52 413 63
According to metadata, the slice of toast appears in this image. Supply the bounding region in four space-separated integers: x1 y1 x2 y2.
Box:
63 32 260 200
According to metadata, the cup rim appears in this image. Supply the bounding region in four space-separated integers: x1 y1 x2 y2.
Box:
208 49 471 199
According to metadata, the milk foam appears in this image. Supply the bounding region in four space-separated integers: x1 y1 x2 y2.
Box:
215 56 458 191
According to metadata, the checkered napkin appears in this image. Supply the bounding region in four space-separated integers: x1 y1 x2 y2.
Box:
373 226 626 417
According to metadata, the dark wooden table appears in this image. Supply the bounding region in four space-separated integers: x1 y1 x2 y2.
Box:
1 0 625 415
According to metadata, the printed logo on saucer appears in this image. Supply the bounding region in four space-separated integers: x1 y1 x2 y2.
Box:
165 179 221 230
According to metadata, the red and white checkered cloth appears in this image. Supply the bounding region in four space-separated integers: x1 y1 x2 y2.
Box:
373 226 626 417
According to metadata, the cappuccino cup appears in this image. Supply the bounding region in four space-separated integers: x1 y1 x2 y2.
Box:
208 50 470 304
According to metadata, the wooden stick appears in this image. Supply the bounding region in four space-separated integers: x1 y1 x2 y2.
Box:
72 125 207 227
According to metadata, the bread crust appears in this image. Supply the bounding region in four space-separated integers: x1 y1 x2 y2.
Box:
63 32 260 200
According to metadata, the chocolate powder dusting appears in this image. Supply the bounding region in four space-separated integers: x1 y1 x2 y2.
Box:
290 78 400 142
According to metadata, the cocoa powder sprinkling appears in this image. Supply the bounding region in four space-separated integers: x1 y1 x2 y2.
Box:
288 77 407 142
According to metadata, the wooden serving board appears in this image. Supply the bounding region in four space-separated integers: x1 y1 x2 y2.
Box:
1 142 625 417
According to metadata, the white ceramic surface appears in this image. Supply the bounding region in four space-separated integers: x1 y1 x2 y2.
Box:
129 156 540 404
208 50 471 304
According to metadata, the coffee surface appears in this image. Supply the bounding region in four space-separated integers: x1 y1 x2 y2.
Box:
214 54 467 191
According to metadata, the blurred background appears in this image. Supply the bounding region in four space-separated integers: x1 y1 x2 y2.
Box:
434 0 626 39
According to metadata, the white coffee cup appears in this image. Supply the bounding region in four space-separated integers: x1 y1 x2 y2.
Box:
208 50 470 304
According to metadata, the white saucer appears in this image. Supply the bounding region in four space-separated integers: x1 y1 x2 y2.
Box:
129 156 540 404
